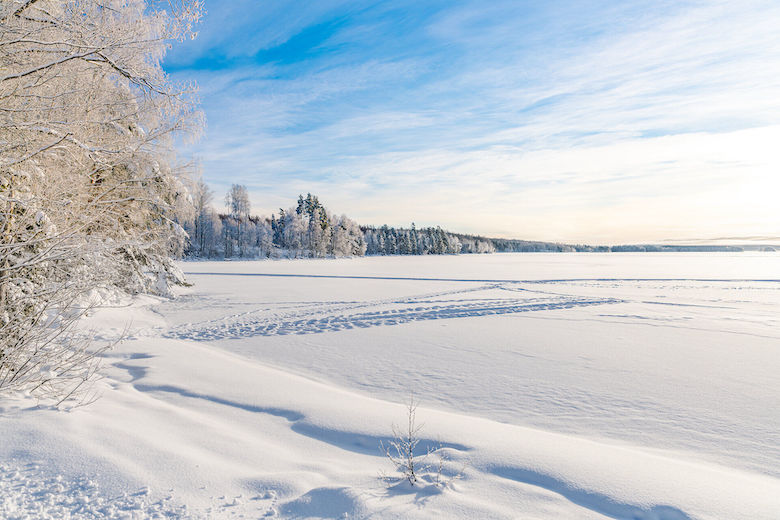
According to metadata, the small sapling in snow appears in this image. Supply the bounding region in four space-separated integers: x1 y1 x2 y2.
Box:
381 394 465 489
381 393 425 486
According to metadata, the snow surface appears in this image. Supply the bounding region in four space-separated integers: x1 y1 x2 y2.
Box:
1 253 779 519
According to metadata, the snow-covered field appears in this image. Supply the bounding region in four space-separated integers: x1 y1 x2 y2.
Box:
1 253 779 519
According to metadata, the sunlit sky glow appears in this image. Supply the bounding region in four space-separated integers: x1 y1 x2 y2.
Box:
165 0 780 244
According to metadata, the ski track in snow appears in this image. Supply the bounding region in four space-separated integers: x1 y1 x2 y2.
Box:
163 276 779 342
165 283 623 341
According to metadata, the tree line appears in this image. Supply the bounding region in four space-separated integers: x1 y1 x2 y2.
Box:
184 182 754 262
181 183 611 259
363 225 495 255
181 183 503 259
184 187 366 258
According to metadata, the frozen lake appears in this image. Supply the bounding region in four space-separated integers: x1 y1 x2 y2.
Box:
169 253 780 479
3 252 778 519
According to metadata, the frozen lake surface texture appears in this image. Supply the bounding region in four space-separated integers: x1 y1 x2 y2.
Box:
1 253 778 519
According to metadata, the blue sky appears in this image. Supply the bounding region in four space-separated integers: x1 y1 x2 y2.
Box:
166 0 780 243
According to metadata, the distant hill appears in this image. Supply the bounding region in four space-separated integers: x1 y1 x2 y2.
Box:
454 233 778 253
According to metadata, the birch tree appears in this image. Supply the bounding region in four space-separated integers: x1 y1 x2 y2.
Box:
225 184 250 256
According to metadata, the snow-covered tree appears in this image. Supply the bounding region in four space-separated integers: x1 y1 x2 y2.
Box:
251 216 274 257
186 178 214 256
225 184 251 257
0 0 203 402
330 214 366 257
307 207 327 257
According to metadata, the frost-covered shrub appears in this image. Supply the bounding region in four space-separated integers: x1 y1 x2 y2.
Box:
381 395 466 489
382 395 426 486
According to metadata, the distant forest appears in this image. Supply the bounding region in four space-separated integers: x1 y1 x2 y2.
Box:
181 184 771 259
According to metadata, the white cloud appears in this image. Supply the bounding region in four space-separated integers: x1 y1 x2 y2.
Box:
176 0 780 243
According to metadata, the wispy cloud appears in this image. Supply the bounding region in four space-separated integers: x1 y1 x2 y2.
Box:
167 0 780 243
